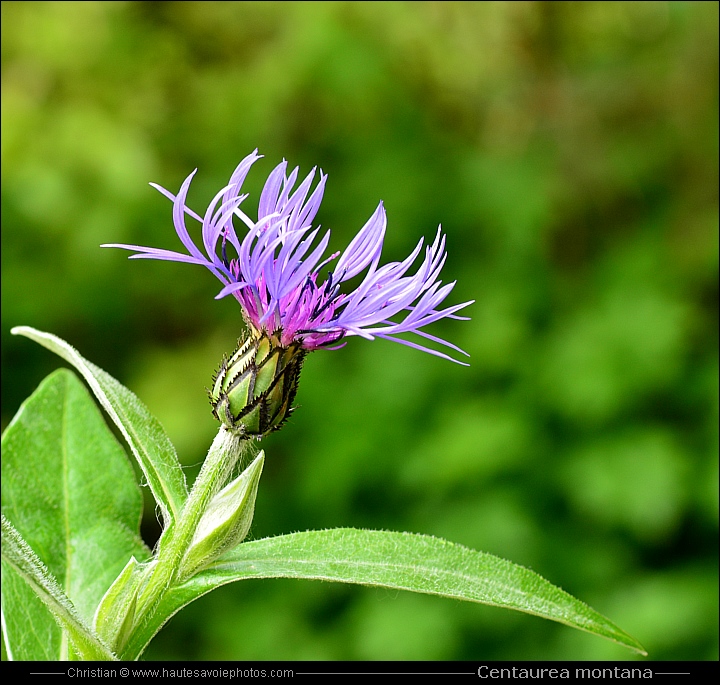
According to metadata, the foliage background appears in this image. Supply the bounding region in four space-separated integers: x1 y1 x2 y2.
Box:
2 1 717 661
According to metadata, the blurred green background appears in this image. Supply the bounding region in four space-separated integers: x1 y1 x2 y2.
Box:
2 1 717 661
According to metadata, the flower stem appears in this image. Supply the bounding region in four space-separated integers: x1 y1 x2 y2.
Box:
125 427 249 659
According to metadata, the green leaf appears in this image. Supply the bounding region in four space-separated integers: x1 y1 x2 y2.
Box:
126 528 646 659
10 326 188 527
1 516 117 661
1 369 150 660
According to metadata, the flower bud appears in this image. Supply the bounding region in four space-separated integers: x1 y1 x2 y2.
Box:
94 555 146 653
210 331 306 437
178 451 265 580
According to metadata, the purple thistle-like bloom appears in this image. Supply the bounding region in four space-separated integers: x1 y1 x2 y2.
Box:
104 150 473 364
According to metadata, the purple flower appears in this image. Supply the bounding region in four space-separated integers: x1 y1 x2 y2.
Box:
103 150 473 364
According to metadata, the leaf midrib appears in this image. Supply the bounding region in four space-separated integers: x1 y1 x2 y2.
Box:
212 553 557 611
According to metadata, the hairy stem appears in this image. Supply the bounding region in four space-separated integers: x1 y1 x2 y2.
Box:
123 427 250 659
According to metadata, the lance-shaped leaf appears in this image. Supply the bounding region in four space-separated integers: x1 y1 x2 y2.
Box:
1 369 150 660
179 452 265 581
1 516 117 661
122 528 646 660
10 325 188 527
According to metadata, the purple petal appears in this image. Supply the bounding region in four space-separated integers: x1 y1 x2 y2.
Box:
150 183 204 224
223 150 261 204
101 244 211 266
172 170 206 262
335 202 386 282
258 161 287 219
371 332 470 366
216 280 250 299
276 166 299 211
295 172 327 229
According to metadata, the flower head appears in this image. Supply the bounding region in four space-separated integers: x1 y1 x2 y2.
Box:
103 150 472 364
